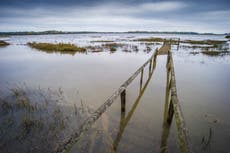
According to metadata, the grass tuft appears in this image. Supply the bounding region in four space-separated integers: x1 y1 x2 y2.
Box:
182 40 226 47
134 37 165 42
0 40 10 47
201 51 229 56
27 42 86 53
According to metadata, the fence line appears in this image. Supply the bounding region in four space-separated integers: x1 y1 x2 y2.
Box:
54 48 159 153
166 44 192 153
55 40 192 153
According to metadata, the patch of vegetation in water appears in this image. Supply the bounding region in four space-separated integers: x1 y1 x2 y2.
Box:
102 43 125 53
134 37 179 45
189 51 200 55
0 85 92 153
201 50 229 56
90 40 114 43
225 35 230 39
135 37 227 49
86 46 104 53
134 37 165 42
0 40 10 47
27 42 86 54
182 40 227 47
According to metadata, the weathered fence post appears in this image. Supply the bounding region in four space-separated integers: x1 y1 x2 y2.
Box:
154 48 158 61
140 69 144 93
167 99 174 124
177 38 180 50
149 59 152 75
120 89 126 112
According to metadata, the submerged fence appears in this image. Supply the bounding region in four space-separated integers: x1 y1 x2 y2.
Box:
55 48 159 153
55 40 192 153
165 44 192 153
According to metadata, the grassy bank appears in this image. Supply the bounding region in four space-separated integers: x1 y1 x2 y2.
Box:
0 40 10 47
27 42 86 53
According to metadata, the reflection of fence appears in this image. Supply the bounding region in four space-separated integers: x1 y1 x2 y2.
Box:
160 41 192 153
55 41 192 153
55 48 159 153
112 54 157 151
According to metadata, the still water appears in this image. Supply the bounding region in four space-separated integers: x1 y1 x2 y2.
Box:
0 33 229 153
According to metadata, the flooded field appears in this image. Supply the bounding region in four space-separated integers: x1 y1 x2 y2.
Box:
0 33 230 153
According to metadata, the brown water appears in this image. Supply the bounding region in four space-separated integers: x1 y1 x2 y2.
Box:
0 34 230 153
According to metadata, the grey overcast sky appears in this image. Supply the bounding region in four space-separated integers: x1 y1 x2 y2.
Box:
0 0 229 33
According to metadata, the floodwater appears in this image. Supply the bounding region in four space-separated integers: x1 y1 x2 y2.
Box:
0 33 230 153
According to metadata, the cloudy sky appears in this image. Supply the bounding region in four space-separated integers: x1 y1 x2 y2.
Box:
0 0 229 33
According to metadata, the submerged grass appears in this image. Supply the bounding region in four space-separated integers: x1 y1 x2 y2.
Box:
0 85 92 153
181 40 226 47
27 42 86 53
134 37 165 42
134 37 179 44
189 51 200 55
201 51 229 56
135 37 227 48
90 40 114 43
102 43 125 52
0 40 10 47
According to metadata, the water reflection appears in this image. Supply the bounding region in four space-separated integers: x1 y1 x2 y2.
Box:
112 58 157 152
160 62 174 153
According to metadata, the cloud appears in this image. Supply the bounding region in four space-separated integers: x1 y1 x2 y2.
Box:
0 1 229 33
140 1 187 12
198 10 230 21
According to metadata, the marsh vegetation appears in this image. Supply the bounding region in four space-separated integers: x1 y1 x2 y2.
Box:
0 33 230 153
0 40 10 47
28 42 86 54
0 85 91 153
201 50 229 56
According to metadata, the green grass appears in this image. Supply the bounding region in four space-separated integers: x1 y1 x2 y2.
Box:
225 35 230 39
0 40 10 47
201 51 229 56
27 42 86 53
